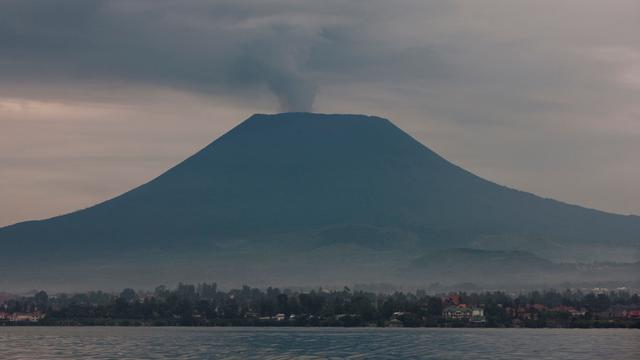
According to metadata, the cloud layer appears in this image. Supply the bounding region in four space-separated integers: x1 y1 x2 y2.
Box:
0 0 639 225
0 0 460 111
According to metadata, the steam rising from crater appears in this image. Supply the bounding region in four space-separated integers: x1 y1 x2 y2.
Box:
0 0 321 111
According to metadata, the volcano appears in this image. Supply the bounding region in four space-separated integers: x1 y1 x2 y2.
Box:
1 113 638 290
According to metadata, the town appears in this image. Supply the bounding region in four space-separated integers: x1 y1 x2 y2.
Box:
1 284 639 328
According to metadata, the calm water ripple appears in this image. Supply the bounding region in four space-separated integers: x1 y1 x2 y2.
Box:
0 327 638 359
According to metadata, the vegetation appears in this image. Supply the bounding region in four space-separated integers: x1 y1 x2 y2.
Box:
2 284 639 328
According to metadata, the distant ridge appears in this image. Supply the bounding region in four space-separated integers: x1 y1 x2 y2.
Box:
0 112 638 290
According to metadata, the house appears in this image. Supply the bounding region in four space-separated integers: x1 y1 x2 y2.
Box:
626 309 640 319
10 312 44 322
443 305 485 322
568 308 586 317
244 312 259 319
517 307 534 320
550 305 584 317
470 308 486 323
531 304 547 312
603 305 630 319
445 294 462 306
443 306 472 320
444 306 468 320
392 311 408 319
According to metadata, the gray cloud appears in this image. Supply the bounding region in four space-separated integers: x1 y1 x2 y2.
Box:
0 0 639 225
0 0 450 111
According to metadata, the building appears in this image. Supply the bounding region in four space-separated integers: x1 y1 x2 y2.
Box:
392 311 408 319
443 306 485 322
9 312 44 322
595 305 634 319
244 312 259 319
626 309 640 319
445 294 462 306
470 308 486 322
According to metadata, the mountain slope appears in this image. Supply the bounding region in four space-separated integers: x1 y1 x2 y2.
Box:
0 112 639 289
3 113 638 252
406 248 640 289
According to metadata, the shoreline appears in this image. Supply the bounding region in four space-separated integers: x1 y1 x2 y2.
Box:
3 321 639 329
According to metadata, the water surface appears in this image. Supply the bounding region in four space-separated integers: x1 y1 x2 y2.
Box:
0 327 638 359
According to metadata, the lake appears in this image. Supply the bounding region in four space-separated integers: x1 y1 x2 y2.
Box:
0 327 638 359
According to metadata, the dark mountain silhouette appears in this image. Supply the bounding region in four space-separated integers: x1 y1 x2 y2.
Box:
0 112 638 290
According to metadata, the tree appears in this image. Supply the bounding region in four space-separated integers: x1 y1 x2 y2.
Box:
426 297 443 317
119 288 137 303
34 290 49 310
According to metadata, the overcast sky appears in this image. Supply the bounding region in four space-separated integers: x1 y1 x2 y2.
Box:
1 0 639 226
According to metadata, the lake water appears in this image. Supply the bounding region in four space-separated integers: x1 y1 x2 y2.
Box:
0 327 638 359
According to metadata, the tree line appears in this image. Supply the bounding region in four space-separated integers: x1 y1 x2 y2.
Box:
2 283 639 328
